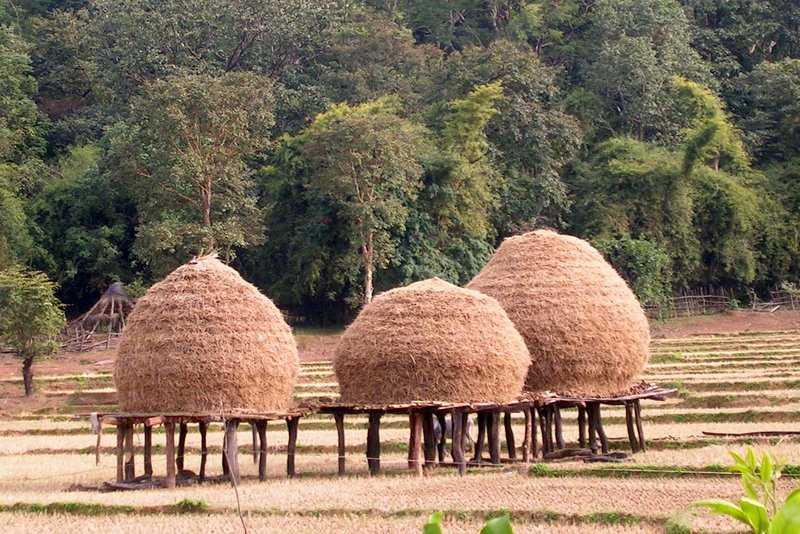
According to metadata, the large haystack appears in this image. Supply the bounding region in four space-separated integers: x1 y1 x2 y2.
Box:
334 278 530 405
467 230 650 396
115 256 298 413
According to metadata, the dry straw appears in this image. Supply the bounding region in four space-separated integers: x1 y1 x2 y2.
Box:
334 278 530 404
115 256 298 413
468 230 650 396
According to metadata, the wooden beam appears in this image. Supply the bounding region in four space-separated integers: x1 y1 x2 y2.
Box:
199 421 208 482
123 424 135 481
143 425 153 477
530 406 538 459
257 421 267 481
471 412 486 463
503 411 516 460
421 412 436 469
366 412 382 476
522 407 532 464
334 413 346 476
625 402 639 453
634 400 646 452
488 411 501 465
587 403 597 455
536 407 549 455
224 420 240 485
115 425 124 483
165 421 176 489
451 409 465 475
436 413 447 462
577 407 587 448
176 422 188 472
594 404 609 454
408 412 423 476
286 417 299 478
544 407 554 452
252 424 259 464
554 408 565 449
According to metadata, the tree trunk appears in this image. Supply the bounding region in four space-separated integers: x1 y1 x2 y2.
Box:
22 356 34 396
362 231 374 305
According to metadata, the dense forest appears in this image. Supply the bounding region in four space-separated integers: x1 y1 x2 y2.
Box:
1 0 799 323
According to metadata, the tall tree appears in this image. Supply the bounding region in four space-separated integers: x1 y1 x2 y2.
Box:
109 72 274 274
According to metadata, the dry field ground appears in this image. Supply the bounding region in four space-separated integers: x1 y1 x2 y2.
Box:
2 311 800 532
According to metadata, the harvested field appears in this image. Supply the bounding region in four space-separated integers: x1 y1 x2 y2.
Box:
2 321 800 532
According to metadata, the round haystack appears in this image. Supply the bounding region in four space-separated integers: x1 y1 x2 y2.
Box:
115 256 298 413
334 278 530 405
467 230 650 396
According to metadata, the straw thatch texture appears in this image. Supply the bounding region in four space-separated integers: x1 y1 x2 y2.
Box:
115 256 298 413
467 230 650 396
334 278 530 405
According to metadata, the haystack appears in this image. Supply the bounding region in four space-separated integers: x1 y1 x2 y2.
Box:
334 278 530 405
467 230 650 396
114 256 298 414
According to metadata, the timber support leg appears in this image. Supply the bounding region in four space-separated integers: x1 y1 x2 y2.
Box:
554 408 565 450
594 404 609 454
176 422 187 472
436 413 447 462
587 403 598 455
451 409 466 475
257 421 268 481
366 412 382 476
625 402 639 453
224 420 240 484
286 417 299 478
522 407 532 464
123 424 135 481
577 406 587 448
634 400 646 452
408 412 423 476
164 421 176 489
334 413 346 476
544 407 554 452
199 421 208 482
471 412 487 463
143 425 153 478
488 411 501 464
537 408 549 455
421 412 437 470
251 424 258 464
530 406 538 459
504 411 517 460
115 424 124 483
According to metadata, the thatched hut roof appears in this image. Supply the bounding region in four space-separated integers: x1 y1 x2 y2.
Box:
467 230 650 396
114 256 298 414
334 278 530 405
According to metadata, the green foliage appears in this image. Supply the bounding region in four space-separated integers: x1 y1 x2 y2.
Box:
595 236 671 307
173 499 208 513
422 511 514 534
693 447 800 533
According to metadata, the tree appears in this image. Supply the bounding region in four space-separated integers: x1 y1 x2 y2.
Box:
296 99 426 304
109 72 274 275
0 267 65 396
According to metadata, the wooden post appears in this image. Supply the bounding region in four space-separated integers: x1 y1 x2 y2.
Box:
366 412 382 476
176 422 187 472
554 408 565 449
522 407 532 464
587 403 598 455
471 412 487 463
634 400 646 452
421 412 437 468
106 297 115 349
530 406 538 459
286 417 299 478
143 425 153 477
408 412 423 476
544 407 554 452
224 420 240 484
334 413 346 476
488 411 501 464
577 406 587 448
436 413 447 462
115 424 125 482
123 424 135 481
199 421 208 482
165 421 176 488
536 407 549 455
222 427 229 477
503 411 516 460
451 409 466 475
595 404 609 454
252 424 259 464
625 402 639 453
257 421 267 481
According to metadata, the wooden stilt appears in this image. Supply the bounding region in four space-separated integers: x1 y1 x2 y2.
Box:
408 413 423 476
587 403 598 455
544 407 554 452
436 413 447 462
286 417 299 478
224 420 240 484
536 407 549 455
594 404 609 454
472 412 487 463
257 421 267 481
165 421 176 489
221 427 229 477
115 425 124 482
522 407 532 464
366 412 382 476
451 409 466 475
530 407 538 459
503 411 517 460
554 408 565 449
176 422 187 472
577 406 587 448
625 402 639 453
461 412 469 453
488 411 501 464
334 413 346 476
143 425 153 477
421 412 437 469
252 424 258 464
634 400 646 452
199 421 208 482
123 424 135 481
